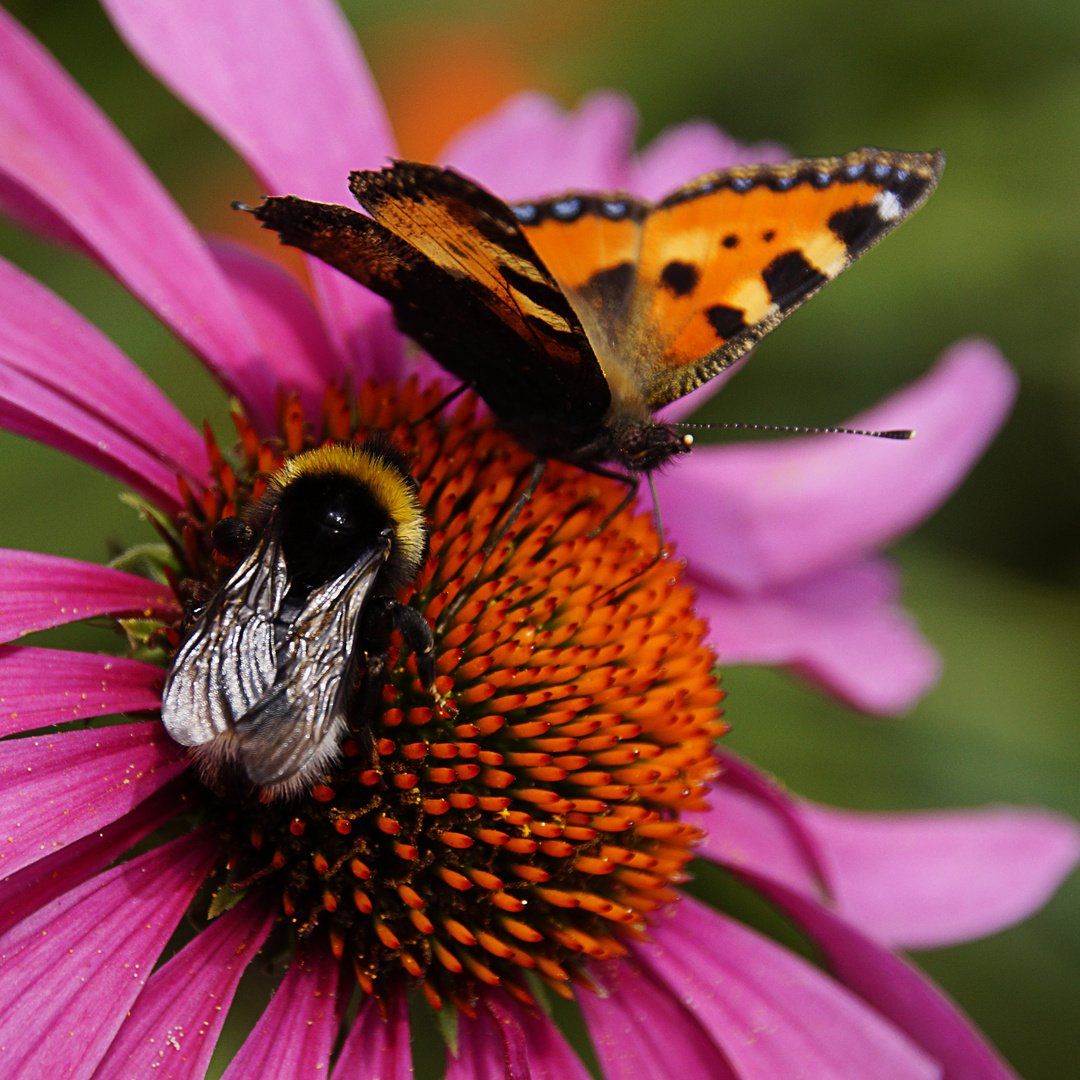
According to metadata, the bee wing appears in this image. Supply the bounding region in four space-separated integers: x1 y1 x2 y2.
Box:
162 532 287 749
232 545 388 794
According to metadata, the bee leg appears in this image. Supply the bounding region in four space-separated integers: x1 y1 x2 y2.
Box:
387 599 457 717
386 599 436 690
350 648 387 766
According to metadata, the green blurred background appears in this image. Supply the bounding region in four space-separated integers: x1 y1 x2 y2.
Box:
1 0 1078 1076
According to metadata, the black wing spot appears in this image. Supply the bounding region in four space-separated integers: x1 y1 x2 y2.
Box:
721 234 739 249
583 261 634 300
659 261 700 297
762 230 775 243
762 250 827 309
705 304 747 340
828 203 883 254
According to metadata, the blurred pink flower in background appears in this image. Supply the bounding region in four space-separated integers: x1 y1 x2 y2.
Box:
0 2 1068 1079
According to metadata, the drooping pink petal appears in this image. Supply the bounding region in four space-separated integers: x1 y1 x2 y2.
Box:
797 802 1080 950
102 0 405 383
0 645 162 737
0 722 185 880
693 557 942 715
221 946 341 1079
0 781 186 937
0 255 207 484
208 237 343 410
687 751 828 902
0 10 280 430
331 987 411 1080
91 893 276 1080
0 827 219 1080
0 365 193 514
580 958 738 1080
440 90 640 199
660 341 1018 594
697 752 1080 950
628 121 788 201
446 988 593 1080
637 898 940 1080
746 871 1021 1080
0 549 178 643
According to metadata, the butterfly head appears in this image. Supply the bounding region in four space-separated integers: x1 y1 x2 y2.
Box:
608 419 694 473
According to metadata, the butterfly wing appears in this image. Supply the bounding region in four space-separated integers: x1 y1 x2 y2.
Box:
252 165 611 431
515 148 943 414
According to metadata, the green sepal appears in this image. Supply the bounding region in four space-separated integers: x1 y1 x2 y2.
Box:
208 883 249 920
436 998 460 1058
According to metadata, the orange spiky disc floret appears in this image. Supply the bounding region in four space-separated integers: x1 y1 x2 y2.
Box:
167 378 726 1006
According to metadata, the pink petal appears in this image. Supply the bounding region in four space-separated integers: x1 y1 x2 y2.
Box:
0 171 92 253
0 721 186 880
797 802 1080 950
0 782 186 937
580 959 738 1080
331 989 411 1080
102 0 392 204
660 341 1018 593
637 897 940 1080
0 10 280 430
747 872 1021 1080
688 750 828 902
221 946 341 1079
696 753 1080 952
440 90 640 200
446 987 593 1080
0 828 219 1080
629 121 788 201
102 0 405 384
693 557 942 715
208 237 343 412
91 894 276 1080
0 255 207 485
0 549 178 643
0 364 192 514
0 645 162 737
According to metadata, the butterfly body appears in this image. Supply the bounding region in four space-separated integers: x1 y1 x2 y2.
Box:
251 148 942 475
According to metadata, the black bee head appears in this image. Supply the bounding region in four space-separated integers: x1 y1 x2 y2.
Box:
259 438 428 593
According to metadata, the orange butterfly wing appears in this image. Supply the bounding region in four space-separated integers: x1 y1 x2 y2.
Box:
517 148 944 413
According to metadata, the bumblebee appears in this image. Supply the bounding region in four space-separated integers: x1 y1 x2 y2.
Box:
161 438 436 798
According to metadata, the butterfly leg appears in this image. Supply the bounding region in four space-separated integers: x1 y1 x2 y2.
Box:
415 381 469 424
577 463 668 563
435 457 548 632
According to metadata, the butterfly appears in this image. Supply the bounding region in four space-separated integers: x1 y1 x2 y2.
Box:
247 147 942 508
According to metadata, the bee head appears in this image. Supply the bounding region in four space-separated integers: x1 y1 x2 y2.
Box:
258 438 428 593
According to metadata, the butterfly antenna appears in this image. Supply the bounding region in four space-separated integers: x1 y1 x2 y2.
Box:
674 421 915 439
